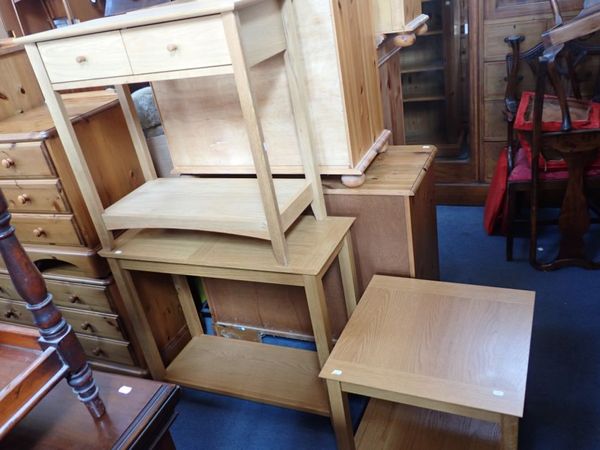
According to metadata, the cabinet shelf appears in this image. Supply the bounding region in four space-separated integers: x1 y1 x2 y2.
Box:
400 63 444 74
102 177 313 240
164 335 330 416
403 95 446 103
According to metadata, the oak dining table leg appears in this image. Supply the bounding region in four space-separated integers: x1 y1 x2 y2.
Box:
500 415 519 450
326 379 356 450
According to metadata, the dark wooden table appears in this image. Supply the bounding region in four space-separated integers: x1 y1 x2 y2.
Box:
0 371 179 450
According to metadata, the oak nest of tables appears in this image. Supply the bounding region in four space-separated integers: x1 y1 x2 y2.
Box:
320 275 535 450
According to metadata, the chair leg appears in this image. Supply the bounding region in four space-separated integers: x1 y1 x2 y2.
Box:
506 186 516 261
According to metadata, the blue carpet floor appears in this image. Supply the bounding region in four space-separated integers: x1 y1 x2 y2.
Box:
171 206 600 449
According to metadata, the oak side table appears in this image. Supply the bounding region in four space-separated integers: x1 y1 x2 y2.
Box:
320 275 535 450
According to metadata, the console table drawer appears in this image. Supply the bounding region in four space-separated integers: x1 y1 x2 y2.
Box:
0 179 69 213
38 31 132 83
122 16 231 74
0 142 54 179
11 213 83 246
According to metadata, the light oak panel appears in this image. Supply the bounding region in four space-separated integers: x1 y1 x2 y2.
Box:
484 18 547 61
165 335 329 416
321 275 535 417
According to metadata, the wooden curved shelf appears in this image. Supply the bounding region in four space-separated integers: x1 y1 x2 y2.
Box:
102 178 313 240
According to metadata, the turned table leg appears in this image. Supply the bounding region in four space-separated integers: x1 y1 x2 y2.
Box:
0 189 105 418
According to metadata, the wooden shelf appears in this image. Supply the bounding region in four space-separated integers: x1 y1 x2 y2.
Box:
164 335 330 416
102 178 313 240
403 95 446 103
355 399 500 450
400 63 444 74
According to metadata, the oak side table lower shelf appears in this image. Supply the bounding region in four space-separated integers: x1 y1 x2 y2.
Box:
320 275 535 450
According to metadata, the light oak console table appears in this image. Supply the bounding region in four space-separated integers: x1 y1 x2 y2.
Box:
17 1 360 444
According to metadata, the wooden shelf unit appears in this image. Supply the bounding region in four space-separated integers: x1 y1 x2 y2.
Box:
399 0 469 159
17 0 329 266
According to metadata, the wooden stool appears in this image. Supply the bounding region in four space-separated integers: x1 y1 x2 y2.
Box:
320 275 535 450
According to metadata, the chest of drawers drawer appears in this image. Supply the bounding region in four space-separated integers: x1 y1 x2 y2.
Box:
0 179 70 213
0 297 125 340
77 334 136 366
38 31 133 84
0 273 114 313
11 213 83 246
122 16 231 75
0 142 54 178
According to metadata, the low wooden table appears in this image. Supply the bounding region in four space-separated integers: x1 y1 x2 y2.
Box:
320 275 535 450
0 370 179 449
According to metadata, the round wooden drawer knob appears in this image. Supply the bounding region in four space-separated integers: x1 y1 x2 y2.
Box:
91 347 105 357
4 309 18 319
166 43 178 52
75 55 87 64
33 227 46 238
1 158 14 169
69 295 81 304
81 321 94 332
17 194 30 204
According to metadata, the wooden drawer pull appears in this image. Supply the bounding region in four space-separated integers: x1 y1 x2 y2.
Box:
75 55 87 64
80 321 95 332
69 295 81 304
17 194 30 204
33 227 46 238
91 347 105 357
166 43 178 52
1 158 14 169
4 309 18 319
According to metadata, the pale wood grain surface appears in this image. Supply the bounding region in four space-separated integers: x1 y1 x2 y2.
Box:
101 177 312 240
101 216 354 276
165 334 329 415
322 146 436 196
355 399 500 450
321 275 535 417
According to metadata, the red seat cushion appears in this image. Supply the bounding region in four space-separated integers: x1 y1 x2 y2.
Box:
508 147 600 182
514 91 600 132
514 92 600 172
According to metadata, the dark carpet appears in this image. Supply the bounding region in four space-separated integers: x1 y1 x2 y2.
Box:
171 206 600 450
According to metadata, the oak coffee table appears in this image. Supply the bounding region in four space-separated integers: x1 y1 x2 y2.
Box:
320 275 535 450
